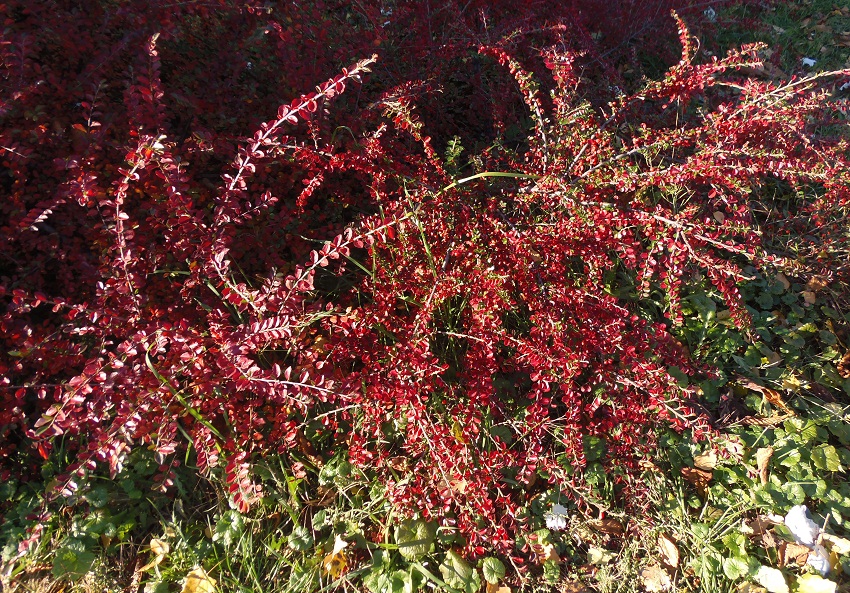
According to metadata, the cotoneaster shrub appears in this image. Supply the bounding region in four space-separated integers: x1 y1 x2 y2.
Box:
1 0 848 564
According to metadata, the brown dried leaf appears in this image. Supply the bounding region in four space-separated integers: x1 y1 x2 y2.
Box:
806 276 829 292
802 291 817 305
588 517 624 536
836 351 850 379
532 542 560 564
681 467 712 494
641 565 672 592
780 541 811 567
559 581 590 593
658 533 679 568
775 273 791 290
743 514 782 538
763 388 793 414
756 447 774 485
741 413 793 427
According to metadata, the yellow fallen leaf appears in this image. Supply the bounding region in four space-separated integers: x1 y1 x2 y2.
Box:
322 535 349 578
737 583 767 593
694 450 717 471
821 532 850 554
181 567 216 593
756 447 773 485
140 538 170 571
486 582 512 593
780 374 802 392
658 533 679 568
795 573 836 593
754 565 788 593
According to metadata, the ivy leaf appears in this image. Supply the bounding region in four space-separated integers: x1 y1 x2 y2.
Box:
482 557 506 584
288 524 314 552
440 550 482 593
394 519 436 560
52 538 96 579
723 556 750 581
811 445 842 472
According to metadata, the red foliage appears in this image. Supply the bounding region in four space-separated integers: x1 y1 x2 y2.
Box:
2 0 849 559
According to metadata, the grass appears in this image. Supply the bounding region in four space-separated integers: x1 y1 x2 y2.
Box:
3 2 850 592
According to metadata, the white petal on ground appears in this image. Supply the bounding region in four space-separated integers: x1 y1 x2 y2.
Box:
785 505 820 547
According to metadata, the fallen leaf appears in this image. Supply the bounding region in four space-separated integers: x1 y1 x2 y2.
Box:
780 541 811 567
756 447 773 485
181 567 216 593
140 538 170 571
780 374 802 392
754 565 788 593
806 276 829 292
486 583 512 593
322 535 349 578
795 573 836 593
587 546 615 565
588 517 624 536
681 466 712 494
836 351 850 379
641 565 672 592
639 459 661 472
802 291 817 305
559 581 589 593
759 387 793 414
741 413 793 427
821 532 850 554
737 583 767 593
532 542 560 564
713 211 726 223
658 533 679 568
694 450 717 471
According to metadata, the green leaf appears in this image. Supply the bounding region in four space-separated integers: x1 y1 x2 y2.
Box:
287 524 314 552
482 557 506 584
440 550 481 593
811 445 842 472
52 538 96 579
394 519 437 560
723 556 750 581
214 510 245 547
